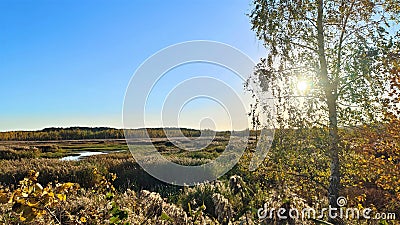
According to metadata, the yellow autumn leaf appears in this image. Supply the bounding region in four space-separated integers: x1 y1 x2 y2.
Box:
59 182 76 191
27 199 39 207
57 193 66 201
19 215 26 222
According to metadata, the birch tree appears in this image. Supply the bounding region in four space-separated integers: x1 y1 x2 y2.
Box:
248 0 400 221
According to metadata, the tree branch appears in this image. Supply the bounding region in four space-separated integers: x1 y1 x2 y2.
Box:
334 0 356 98
337 73 365 96
290 40 319 53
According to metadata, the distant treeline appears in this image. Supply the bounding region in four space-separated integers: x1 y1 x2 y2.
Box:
0 127 234 141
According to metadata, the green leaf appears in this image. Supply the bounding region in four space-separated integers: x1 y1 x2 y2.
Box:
110 216 120 224
160 212 173 222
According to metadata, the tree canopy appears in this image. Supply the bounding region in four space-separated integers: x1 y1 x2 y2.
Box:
248 0 399 128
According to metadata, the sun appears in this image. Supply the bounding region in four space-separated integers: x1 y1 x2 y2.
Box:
297 80 309 92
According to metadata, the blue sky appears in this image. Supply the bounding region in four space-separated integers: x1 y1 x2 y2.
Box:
0 0 265 131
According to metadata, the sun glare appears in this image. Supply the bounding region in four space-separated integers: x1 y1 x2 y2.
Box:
297 80 309 92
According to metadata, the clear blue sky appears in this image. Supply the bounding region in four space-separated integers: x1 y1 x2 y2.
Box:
0 0 266 131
